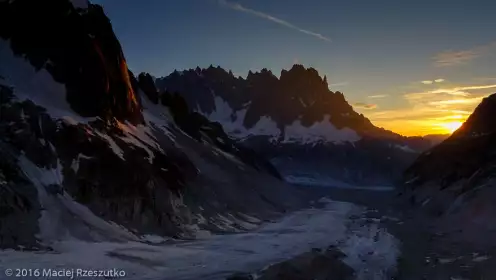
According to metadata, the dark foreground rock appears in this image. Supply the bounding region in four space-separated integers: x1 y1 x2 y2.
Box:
227 246 354 280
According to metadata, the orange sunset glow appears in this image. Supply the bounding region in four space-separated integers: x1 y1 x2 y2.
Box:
440 121 463 134
359 84 494 136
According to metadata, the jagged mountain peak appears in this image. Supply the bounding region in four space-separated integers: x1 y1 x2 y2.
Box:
156 64 383 142
0 0 143 124
138 72 159 104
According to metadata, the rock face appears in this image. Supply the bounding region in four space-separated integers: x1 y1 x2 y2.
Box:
0 0 306 250
0 0 143 124
401 93 496 244
156 65 434 186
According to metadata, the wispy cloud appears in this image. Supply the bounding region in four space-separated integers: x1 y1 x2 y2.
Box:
433 50 480 67
367 94 389 99
329 81 349 87
354 102 377 110
368 83 496 136
406 84 496 99
421 78 445 85
432 42 496 67
218 0 331 42
473 77 496 82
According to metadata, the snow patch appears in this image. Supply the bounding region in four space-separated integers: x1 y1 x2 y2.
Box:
140 235 169 245
283 115 360 144
298 97 307 108
204 96 280 141
117 121 163 164
139 91 176 143
394 144 416 153
405 176 419 184
472 254 490 262
0 39 94 124
17 156 139 243
93 131 125 161
340 223 400 280
70 153 93 173
202 97 360 145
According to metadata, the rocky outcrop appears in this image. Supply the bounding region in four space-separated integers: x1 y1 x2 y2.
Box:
227 246 354 280
138 72 159 104
0 140 41 250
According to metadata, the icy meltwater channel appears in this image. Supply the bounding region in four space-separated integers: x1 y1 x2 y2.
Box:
0 198 399 280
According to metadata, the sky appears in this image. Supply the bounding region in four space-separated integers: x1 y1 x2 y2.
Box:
95 0 496 136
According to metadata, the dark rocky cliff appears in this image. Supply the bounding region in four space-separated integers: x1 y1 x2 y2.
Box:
400 93 496 245
0 0 305 250
0 0 143 124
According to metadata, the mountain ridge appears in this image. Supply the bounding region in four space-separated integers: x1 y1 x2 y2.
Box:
155 64 404 141
154 65 436 186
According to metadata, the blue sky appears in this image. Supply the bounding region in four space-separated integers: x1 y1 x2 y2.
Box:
95 0 496 135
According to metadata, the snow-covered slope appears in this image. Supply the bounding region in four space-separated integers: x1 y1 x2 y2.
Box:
283 115 360 144
204 96 281 141
203 97 361 144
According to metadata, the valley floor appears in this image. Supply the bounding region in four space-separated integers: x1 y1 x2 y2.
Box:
0 195 398 280
3 182 495 280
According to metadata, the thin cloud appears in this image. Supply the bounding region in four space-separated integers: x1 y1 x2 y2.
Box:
403 84 495 109
433 50 480 67
218 0 331 42
428 97 486 106
432 42 496 67
329 81 349 87
368 82 496 135
367 94 388 99
473 77 496 82
421 79 445 85
354 102 377 110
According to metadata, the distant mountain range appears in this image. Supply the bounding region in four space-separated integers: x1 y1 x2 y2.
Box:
155 65 439 186
422 134 450 146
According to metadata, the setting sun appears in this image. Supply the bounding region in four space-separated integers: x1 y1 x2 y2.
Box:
441 121 463 134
